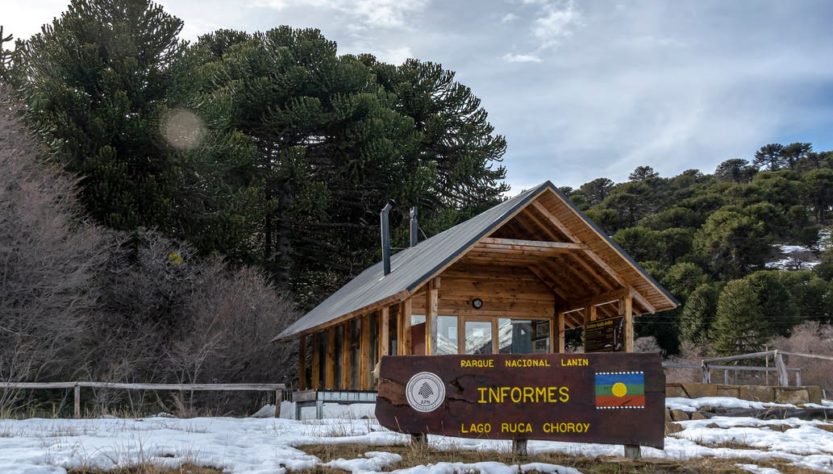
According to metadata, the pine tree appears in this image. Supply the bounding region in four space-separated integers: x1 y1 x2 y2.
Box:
15 0 186 231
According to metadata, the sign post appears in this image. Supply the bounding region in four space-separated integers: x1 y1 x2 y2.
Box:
376 353 665 454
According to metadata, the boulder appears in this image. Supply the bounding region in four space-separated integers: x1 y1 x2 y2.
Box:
665 422 683 434
774 388 810 404
717 385 740 398
690 411 707 420
670 409 690 421
665 384 687 398
680 383 718 398
739 385 775 403
806 385 823 404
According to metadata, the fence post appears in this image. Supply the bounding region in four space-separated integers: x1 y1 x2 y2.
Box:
774 351 789 387
274 389 282 418
73 384 80 419
701 363 711 383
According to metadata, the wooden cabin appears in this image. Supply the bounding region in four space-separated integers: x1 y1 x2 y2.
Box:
274 181 678 392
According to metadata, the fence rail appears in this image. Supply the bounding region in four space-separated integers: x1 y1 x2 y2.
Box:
0 382 286 419
662 349 833 387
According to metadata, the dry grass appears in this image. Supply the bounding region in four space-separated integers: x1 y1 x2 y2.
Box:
295 443 821 474
68 464 222 474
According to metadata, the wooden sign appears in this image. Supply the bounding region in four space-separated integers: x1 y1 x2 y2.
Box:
376 353 665 448
584 317 624 352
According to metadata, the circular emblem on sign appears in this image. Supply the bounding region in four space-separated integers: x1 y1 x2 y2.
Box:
405 371 445 413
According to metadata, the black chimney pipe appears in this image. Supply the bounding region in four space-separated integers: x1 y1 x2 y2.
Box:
381 202 393 275
409 207 418 247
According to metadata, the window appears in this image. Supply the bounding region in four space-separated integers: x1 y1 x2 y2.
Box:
465 320 493 354
436 315 458 355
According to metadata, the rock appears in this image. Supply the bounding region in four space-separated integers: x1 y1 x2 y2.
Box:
690 411 707 420
717 385 740 398
665 422 683 434
670 409 690 421
681 383 717 398
665 409 672 422
775 388 810 404
739 385 775 403
806 385 823 404
665 384 687 398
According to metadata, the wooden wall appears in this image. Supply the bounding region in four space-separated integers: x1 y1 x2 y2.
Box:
411 262 556 319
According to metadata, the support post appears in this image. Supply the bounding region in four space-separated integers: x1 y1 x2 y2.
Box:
360 314 371 390
549 313 556 353
621 292 638 458
380 306 390 359
512 439 528 457
623 292 634 353
274 389 282 418
341 322 351 390
311 333 321 390
325 326 336 389
425 280 439 355
557 312 566 353
401 298 413 355
775 351 789 387
624 444 641 460
73 384 80 419
298 334 307 391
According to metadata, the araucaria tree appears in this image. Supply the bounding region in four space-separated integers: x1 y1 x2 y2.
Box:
14 0 186 231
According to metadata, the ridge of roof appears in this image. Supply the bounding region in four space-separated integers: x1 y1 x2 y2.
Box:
275 182 552 340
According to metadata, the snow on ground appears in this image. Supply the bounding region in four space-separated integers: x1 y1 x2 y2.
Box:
665 396 799 412
1 400 833 473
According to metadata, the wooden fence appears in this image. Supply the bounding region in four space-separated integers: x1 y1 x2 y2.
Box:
663 350 833 387
0 382 286 418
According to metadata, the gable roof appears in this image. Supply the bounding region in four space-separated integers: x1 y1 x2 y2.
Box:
275 181 678 340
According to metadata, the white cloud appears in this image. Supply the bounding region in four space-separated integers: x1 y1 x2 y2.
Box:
532 0 581 48
501 13 519 23
502 52 542 63
376 46 413 64
249 0 428 29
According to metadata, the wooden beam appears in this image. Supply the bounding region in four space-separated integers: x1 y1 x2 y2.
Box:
380 306 390 359
340 322 351 390
325 326 336 389
359 314 371 390
479 237 587 251
557 312 566 353
623 292 634 352
298 334 306 390
311 332 320 390
557 287 630 313
549 314 556 353
401 298 413 355
587 304 598 322
425 279 439 355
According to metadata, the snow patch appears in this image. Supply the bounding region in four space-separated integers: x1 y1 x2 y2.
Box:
665 397 797 412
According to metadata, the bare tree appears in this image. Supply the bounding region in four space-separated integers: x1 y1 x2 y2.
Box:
0 84 109 410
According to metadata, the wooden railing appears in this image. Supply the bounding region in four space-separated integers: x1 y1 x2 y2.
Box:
663 350 833 387
0 382 286 418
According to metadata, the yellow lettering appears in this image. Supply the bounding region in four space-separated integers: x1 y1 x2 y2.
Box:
559 386 570 403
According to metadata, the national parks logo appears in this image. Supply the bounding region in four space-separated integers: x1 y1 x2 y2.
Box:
405 371 445 413
594 371 645 409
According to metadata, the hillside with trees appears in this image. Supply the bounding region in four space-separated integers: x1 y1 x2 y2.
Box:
564 146 833 356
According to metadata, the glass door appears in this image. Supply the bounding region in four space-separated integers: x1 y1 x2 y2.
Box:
464 320 493 354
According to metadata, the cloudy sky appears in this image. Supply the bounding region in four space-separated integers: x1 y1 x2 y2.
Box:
7 0 833 190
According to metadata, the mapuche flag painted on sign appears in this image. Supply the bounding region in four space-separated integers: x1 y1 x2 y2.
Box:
594 372 645 409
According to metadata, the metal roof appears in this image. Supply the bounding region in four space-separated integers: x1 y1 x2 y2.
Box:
275 180 678 340
275 183 549 340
